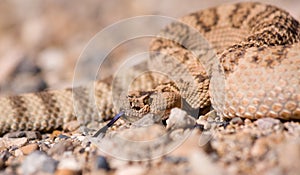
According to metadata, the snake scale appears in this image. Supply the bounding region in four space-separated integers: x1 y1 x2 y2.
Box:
0 2 299 135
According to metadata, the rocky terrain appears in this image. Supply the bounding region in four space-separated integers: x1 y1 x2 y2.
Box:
0 1 299 175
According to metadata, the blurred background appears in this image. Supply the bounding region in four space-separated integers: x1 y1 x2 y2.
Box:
0 0 299 95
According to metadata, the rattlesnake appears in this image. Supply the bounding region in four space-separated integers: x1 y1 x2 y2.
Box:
0 2 299 135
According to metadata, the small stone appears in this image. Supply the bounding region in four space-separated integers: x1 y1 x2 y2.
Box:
164 156 188 164
166 108 196 130
94 156 110 171
251 138 268 158
244 118 252 125
57 157 81 172
11 73 48 94
73 135 85 142
48 141 73 155
4 132 27 138
3 137 28 148
21 151 57 175
52 130 63 137
40 142 50 152
21 17 47 48
0 150 11 169
254 118 281 130
284 122 300 136
4 131 42 140
205 110 218 121
0 150 11 162
14 149 24 157
230 117 243 125
115 166 146 175
25 131 42 140
196 119 211 130
58 134 70 139
55 169 81 175
15 58 41 74
20 143 39 155
37 48 65 73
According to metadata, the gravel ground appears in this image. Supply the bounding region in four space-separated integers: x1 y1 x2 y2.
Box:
0 109 299 175
0 1 299 175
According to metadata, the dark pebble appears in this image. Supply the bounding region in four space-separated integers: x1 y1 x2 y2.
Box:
4 131 41 140
164 156 188 164
95 156 110 171
58 134 70 139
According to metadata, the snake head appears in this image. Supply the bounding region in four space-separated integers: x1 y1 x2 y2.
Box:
126 91 153 116
124 84 182 122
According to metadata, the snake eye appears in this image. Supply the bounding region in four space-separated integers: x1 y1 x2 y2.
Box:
143 97 153 105
143 98 149 105
148 97 153 105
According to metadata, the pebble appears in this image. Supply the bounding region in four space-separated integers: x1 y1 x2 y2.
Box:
48 140 74 155
166 108 196 130
0 150 11 161
37 48 65 72
14 58 41 74
164 156 188 164
51 130 63 138
196 119 211 130
284 122 300 136
0 150 11 169
4 131 42 140
11 72 48 94
55 169 81 175
58 134 70 139
251 138 268 158
20 143 39 155
230 117 243 125
21 151 57 175
25 131 42 140
254 118 281 130
244 118 252 125
115 166 146 175
72 135 85 142
198 110 217 121
94 156 110 171
57 157 81 172
21 17 48 48
14 149 24 157
2 137 28 148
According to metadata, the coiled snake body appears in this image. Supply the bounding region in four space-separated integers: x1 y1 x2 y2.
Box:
0 2 299 135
